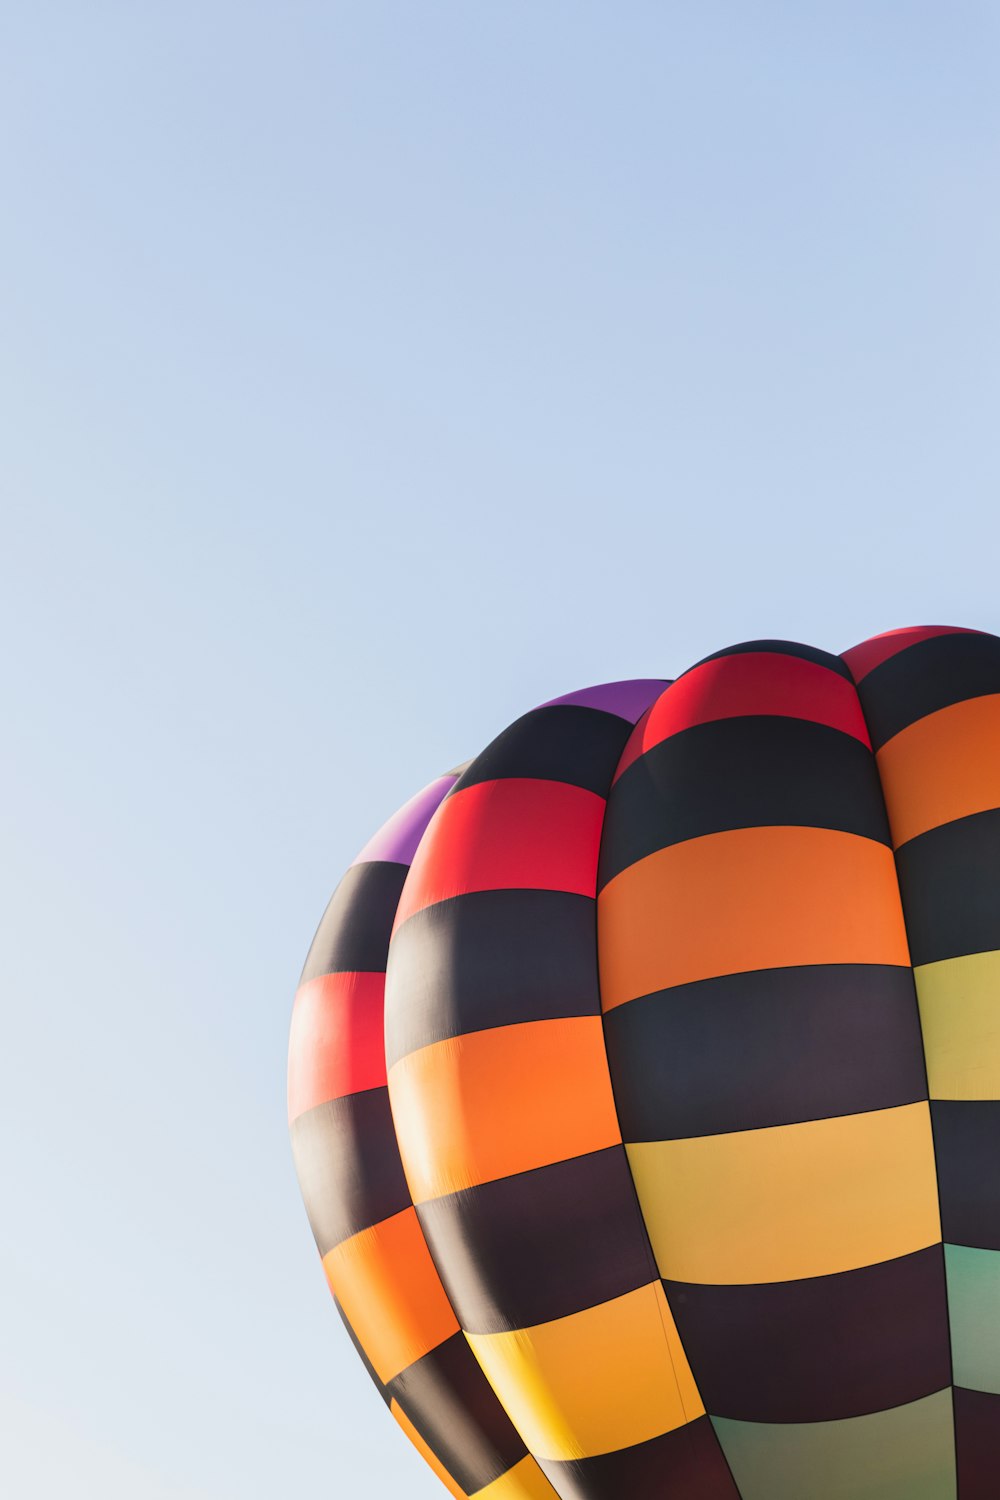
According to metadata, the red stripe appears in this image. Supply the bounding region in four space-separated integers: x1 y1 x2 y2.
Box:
287 971 386 1122
613 652 869 781
841 625 982 682
610 700 661 784
392 778 605 930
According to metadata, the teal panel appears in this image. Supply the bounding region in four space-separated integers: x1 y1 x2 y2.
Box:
712 1388 955 1500
945 1242 1000 1395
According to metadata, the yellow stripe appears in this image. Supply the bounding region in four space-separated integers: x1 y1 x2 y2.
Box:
627 1103 941 1284
916 949 1000 1099
466 1282 703 1462
472 1456 559 1499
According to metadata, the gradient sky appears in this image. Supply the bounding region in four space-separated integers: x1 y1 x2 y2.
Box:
3 5 999 1497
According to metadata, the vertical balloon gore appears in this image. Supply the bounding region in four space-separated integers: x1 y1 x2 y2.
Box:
290 640 1000 1499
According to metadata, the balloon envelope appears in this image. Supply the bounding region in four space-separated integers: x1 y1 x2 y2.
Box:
289 627 1000 1500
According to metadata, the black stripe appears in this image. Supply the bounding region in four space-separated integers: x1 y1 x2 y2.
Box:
687 639 854 681
416 1147 654 1335
386 1332 527 1494
453 704 632 797
604 964 927 1141
855 631 1000 750
664 1247 951 1423
954 1386 1000 1500
290 1089 410 1253
300 862 407 982
894 808 1000 966
385 889 599 1068
931 1101 1000 1250
537 1416 741 1500
334 1297 391 1406
599 716 890 889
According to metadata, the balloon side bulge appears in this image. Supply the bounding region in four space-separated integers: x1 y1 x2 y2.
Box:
288 773 558 1500
598 640 952 1500
385 683 743 1500
850 625 1000 1500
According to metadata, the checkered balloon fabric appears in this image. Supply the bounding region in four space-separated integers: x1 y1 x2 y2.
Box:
289 630 1000 1500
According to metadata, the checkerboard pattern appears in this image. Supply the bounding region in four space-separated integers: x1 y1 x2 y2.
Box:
289 774 559 1499
291 636 1000 1499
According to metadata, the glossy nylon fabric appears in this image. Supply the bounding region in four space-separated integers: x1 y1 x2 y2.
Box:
383 682 743 1500
291 632 1000 1500
289 776 559 1499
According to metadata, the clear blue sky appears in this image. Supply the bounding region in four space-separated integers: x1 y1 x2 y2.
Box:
2 5 998 1497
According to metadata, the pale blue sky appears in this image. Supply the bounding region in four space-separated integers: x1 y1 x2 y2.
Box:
2 5 998 1497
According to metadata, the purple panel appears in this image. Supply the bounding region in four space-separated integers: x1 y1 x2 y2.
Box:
350 775 456 868
541 678 669 724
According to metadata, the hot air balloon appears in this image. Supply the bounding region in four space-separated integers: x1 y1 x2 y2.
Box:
288 625 1000 1500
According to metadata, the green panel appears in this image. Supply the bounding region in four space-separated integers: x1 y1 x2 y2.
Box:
946 1242 1000 1394
712 1388 955 1500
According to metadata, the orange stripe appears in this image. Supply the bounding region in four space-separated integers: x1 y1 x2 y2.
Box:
391 1400 468 1499
387 1017 622 1203
598 825 910 1010
322 1208 459 1382
475 1456 561 1499
877 693 1000 847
